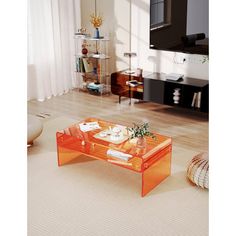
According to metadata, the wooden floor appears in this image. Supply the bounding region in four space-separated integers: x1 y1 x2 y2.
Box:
28 89 208 152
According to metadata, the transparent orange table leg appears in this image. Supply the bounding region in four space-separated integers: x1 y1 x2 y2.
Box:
57 146 83 166
141 146 172 197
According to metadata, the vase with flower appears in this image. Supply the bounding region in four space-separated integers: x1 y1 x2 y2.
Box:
90 13 103 39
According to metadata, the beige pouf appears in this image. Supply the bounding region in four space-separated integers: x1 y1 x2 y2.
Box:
27 115 43 145
187 152 209 189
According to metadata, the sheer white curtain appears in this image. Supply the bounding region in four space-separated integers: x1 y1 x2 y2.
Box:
28 0 81 101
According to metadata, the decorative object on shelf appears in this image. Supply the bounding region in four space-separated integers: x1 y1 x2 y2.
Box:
81 41 88 55
173 88 181 104
75 28 87 36
82 47 88 55
90 13 103 39
90 13 103 28
187 152 209 189
94 27 100 39
127 122 156 149
87 82 104 93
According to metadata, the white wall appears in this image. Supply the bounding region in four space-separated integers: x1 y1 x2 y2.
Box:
80 0 209 80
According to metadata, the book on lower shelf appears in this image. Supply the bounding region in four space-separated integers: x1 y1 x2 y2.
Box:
107 149 132 161
82 58 94 73
191 92 198 107
79 58 85 72
196 92 201 108
76 58 80 72
126 80 143 87
191 92 202 108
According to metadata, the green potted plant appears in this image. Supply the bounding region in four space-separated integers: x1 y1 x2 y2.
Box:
127 122 156 148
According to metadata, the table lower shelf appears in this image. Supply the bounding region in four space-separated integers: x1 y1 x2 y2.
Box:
56 140 171 197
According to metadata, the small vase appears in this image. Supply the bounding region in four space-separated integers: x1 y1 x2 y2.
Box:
136 137 146 149
173 88 181 104
94 28 100 39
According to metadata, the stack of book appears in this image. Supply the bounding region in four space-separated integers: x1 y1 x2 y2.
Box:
191 91 202 109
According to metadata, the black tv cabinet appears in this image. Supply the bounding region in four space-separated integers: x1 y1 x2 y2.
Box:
111 71 209 113
143 73 209 113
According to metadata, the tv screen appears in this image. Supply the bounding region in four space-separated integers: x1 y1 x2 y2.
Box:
150 0 209 55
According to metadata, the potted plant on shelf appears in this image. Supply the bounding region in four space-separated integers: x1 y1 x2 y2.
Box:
127 122 156 148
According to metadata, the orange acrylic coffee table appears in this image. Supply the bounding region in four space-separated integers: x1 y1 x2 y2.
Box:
56 118 172 197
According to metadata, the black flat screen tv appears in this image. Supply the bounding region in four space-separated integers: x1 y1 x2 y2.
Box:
150 0 209 55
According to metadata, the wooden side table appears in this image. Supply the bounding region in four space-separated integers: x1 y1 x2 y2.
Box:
111 70 149 104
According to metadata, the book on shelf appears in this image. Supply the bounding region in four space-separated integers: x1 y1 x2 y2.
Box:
191 92 202 108
126 80 143 87
82 58 94 73
191 92 198 107
79 57 85 73
196 91 201 108
76 58 80 72
107 149 132 161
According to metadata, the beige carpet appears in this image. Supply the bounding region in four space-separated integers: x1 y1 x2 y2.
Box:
28 117 208 236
